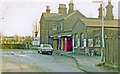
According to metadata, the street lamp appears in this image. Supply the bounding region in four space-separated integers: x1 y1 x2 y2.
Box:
92 0 105 63
101 0 105 63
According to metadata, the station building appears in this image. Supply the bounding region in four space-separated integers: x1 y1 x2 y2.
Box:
39 0 119 56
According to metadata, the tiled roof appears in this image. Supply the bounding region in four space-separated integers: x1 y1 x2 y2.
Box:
42 13 63 18
46 14 68 21
81 19 119 28
64 10 86 20
43 10 86 21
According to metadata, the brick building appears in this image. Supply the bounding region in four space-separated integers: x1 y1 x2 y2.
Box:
39 0 119 54
40 1 86 51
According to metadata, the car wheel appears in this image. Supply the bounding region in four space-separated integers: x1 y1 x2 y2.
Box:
40 50 42 54
49 52 52 55
51 52 53 55
38 51 40 53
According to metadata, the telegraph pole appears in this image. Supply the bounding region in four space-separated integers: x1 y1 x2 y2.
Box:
101 0 105 63
92 0 105 63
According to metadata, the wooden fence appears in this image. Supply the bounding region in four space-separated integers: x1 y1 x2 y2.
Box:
105 37 119 68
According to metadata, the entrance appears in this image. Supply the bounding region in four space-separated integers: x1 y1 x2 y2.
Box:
65 37 72 51
53 40 57 50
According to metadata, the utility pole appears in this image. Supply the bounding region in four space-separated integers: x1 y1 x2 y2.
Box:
92 0 105 63
101 0 105 63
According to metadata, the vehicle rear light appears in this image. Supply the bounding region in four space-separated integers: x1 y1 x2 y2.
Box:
43 49 46 50
51 49 54 51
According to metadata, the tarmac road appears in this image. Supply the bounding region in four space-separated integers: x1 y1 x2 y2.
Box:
1 49 84 72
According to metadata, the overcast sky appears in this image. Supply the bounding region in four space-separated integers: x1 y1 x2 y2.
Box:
0 0 119 37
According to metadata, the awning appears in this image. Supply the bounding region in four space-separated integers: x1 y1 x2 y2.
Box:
50 32 72 38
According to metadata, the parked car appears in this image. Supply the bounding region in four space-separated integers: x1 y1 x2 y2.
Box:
37 44 54 55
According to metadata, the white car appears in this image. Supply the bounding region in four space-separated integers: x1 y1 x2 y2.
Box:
38 44 54 55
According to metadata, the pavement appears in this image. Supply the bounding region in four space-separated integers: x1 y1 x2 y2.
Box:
54 50 118 72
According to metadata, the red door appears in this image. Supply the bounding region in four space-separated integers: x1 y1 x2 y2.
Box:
65 38 67 51
65 37 72 51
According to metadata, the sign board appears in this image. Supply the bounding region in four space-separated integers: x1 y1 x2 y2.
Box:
88 39 93 47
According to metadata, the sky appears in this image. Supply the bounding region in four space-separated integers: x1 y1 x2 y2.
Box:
0 0 119 37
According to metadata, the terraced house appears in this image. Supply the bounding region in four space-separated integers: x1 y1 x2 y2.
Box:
39 0 119 57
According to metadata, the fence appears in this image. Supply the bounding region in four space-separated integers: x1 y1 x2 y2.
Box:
105 37 119 68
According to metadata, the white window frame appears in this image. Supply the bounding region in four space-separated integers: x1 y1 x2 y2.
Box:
52 24 57 30
95 37 101 47
81 33 84 47
84 39 86 47
60 22 63 30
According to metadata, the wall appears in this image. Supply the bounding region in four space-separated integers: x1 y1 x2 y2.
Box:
40 16 48 44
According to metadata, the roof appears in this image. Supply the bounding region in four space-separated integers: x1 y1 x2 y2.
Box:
64 10 86 20
81 19 119 28
46 14 68 21
41 10 86 21
40 13 64 23
42 13 63 18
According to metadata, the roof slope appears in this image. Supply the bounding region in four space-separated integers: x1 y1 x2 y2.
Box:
41 10 86 21
42 13 63 18
63 10 86 31
81 19 119 27
40 12 63 23
64 10 86 20
46 14 68 21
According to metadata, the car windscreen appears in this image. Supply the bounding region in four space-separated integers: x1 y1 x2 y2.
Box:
43 45 51 47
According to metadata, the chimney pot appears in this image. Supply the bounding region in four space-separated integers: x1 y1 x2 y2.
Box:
58 4 67 14
46 6 50 13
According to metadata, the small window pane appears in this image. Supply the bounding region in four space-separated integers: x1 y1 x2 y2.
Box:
53 24 57 30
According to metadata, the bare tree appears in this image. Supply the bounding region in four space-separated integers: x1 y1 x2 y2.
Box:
32 20 39 37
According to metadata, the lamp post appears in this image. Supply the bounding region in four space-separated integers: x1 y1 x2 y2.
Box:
92 0 105 63
101 0 105 63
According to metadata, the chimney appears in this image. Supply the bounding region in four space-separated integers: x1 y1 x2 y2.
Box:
105 0 114 20
68 0 74 14
46 6 50 13
58 4 67 14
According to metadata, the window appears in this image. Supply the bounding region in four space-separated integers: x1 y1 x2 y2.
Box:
43 44 52 47
80 33 84 47
52 24 57 30
95 37 101 47
75 33 78 47
60 22 63 30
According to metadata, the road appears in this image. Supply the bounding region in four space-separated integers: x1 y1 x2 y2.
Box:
1 49 84 72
